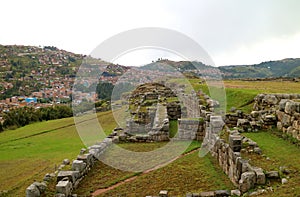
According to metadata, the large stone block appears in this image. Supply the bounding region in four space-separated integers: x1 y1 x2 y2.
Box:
77 153 93 166
229 135 242 152
253 167 266 185
56 180 72 197
159 190 168 197
266 171 279 179
57 171 79 183
200 191 215 197
282 114 292 127
285 101 297 115
239 171 256 193
214 190 230 196
279 99 289 111
72 160 86 172
26 184 40 197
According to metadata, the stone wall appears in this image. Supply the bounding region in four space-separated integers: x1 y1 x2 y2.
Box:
177 118 205 140
166 102 181 120
237 94 300 141
209 128 266 193
26 138 113 197
276 100 300 140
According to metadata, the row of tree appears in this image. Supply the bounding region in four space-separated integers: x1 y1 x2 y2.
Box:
1 105 73 130
0 100 109 131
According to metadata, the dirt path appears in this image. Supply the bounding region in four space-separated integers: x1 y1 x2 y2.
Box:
92 147 200 196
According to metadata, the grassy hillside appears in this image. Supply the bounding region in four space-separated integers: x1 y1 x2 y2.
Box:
220 58 300 79
0 110 117 196
243 132 300 196
74 141 234 196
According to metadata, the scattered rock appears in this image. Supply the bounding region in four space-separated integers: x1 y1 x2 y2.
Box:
266 171 280 179
159 190 168 197
80 148 86 155
26 184 40 197
282 178 288 184
231 189 241 196
62 159 70 165
253 147 262 155
214 190 230 196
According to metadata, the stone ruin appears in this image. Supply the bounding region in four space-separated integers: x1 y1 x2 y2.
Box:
27 89 296 196
227 93 300 142
123 82 211 142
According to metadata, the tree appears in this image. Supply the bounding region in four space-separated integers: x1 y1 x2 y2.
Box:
0 122 3 132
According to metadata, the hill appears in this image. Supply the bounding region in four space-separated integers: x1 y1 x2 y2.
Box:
0 45 128 100
220 58 300 79
141 58 300 79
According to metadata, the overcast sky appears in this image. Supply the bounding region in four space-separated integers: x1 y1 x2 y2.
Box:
1 0 300 66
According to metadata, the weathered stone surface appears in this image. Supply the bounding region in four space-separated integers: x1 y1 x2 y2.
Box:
229 135 242 152
26 184 40 197
214 190 230 196
285 101 297 115
253 167 266 185
72 160 86 172
239 171 256 193
56 180 72 197
266 171 280 179
112 136 119 143
282 114 292 127
55 194 66 197
254 147 262 155
231 189 241 196
43 173 53 182
159 190 168 197
33 182 47 193
62 159 70 165
279 99 289 111
282 178 288 184
264 95 278 105
200 191 215 197
251 111 260 118
77 153 93 166
57 171 79 183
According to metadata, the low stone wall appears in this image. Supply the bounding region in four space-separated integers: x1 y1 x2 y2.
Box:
26 138 113 197
177 118 205 140
276 100 300 140
235 94 300 141
211 131 266 193
253 93 300 111
224 111 246 127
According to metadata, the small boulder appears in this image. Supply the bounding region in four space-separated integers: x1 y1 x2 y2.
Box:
282 178 288 184
266 171 280 179
26 184 40 197
62 159 70 165
231 189 241 196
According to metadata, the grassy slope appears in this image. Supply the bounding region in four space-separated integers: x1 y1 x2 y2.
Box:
74 141 234 196
97 152 234 196
0 110 117 196
243 132 300 196
187 79 300 113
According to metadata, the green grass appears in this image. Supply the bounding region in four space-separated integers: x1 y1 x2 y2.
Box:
74 141 234 196
97 151 234 196
0 110 117 196
243 132 300 196
169 120 178 138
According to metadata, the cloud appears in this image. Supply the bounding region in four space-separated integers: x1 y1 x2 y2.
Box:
0 0 300 65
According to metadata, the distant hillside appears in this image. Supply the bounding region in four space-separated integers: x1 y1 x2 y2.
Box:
141 58 300 79
140 59 220 78
220 58 300 79
0 45 128 99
